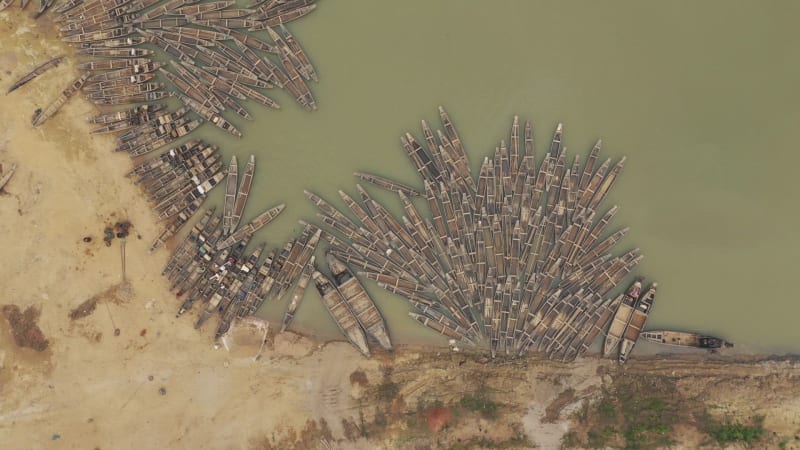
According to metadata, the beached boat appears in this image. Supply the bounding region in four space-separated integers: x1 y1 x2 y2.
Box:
0 163 17 191
32 73 89 127
312 269 370 357
602 280 643 357
327 253 393 351
6 55 64 94
280 256 314 331
618 283 657 363
642 330 734 350
229 155 254 232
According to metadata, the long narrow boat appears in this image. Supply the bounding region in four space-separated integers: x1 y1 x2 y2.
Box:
222 156 238 235
353 172 421 197
215 203 285 250
601 279 642 357
32 73 90 127
280 256 314 331
78 47 153 58
84 73 156 92
642 330 734 350
327 253 393 351
6 55 64 94
618 283 657 363
0 163 17 191
78 57 151 71
229 155 254 232
312 269 370 357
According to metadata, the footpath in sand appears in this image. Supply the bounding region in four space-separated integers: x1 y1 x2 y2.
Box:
2 10 800 450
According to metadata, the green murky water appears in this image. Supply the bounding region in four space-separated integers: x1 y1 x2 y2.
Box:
187 0 800 353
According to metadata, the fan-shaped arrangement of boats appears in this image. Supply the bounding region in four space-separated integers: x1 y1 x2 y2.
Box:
307 107 644 361
50 0 319 138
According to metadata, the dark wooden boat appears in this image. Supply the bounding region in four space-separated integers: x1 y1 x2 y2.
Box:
32 73 89 127
222 156 238 235
312 269 371 357
229 155 254 232
327 253 393 351
6 55 64 94
642 330 734 350
618 283 657 363
602 279 642 357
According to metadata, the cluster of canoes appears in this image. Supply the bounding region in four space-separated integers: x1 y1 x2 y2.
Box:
159 154 395 357
304 108 735 361
52 0 318 134
305 107 640 361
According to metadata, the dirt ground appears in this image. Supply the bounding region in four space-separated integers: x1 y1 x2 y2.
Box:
2 9 800 450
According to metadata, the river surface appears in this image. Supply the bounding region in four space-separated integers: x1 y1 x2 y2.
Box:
187 0 800 353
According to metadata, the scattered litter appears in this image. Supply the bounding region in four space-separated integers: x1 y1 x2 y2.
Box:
159 387 166 396
82 236 92 243
114 328 120 337
51 434 60 441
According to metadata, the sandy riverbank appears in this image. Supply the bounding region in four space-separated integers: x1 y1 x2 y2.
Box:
2 9 800 450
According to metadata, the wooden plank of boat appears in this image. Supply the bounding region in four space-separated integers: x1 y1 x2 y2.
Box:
32 73 89 127
353 172 421 197
601 279 642 357
229 155 254 233
78 57 152 72
327 253 393 351
6 55 64 95
641 330 734 349
618 283 657 363
216 203 285 250
222 156 238 235
312 269 371 357
79 47 153 58
280 256 314 332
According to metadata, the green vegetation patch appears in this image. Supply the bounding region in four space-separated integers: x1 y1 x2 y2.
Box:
709 416 766 444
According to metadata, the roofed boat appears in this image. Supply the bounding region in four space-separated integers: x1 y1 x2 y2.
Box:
326 253 393 351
